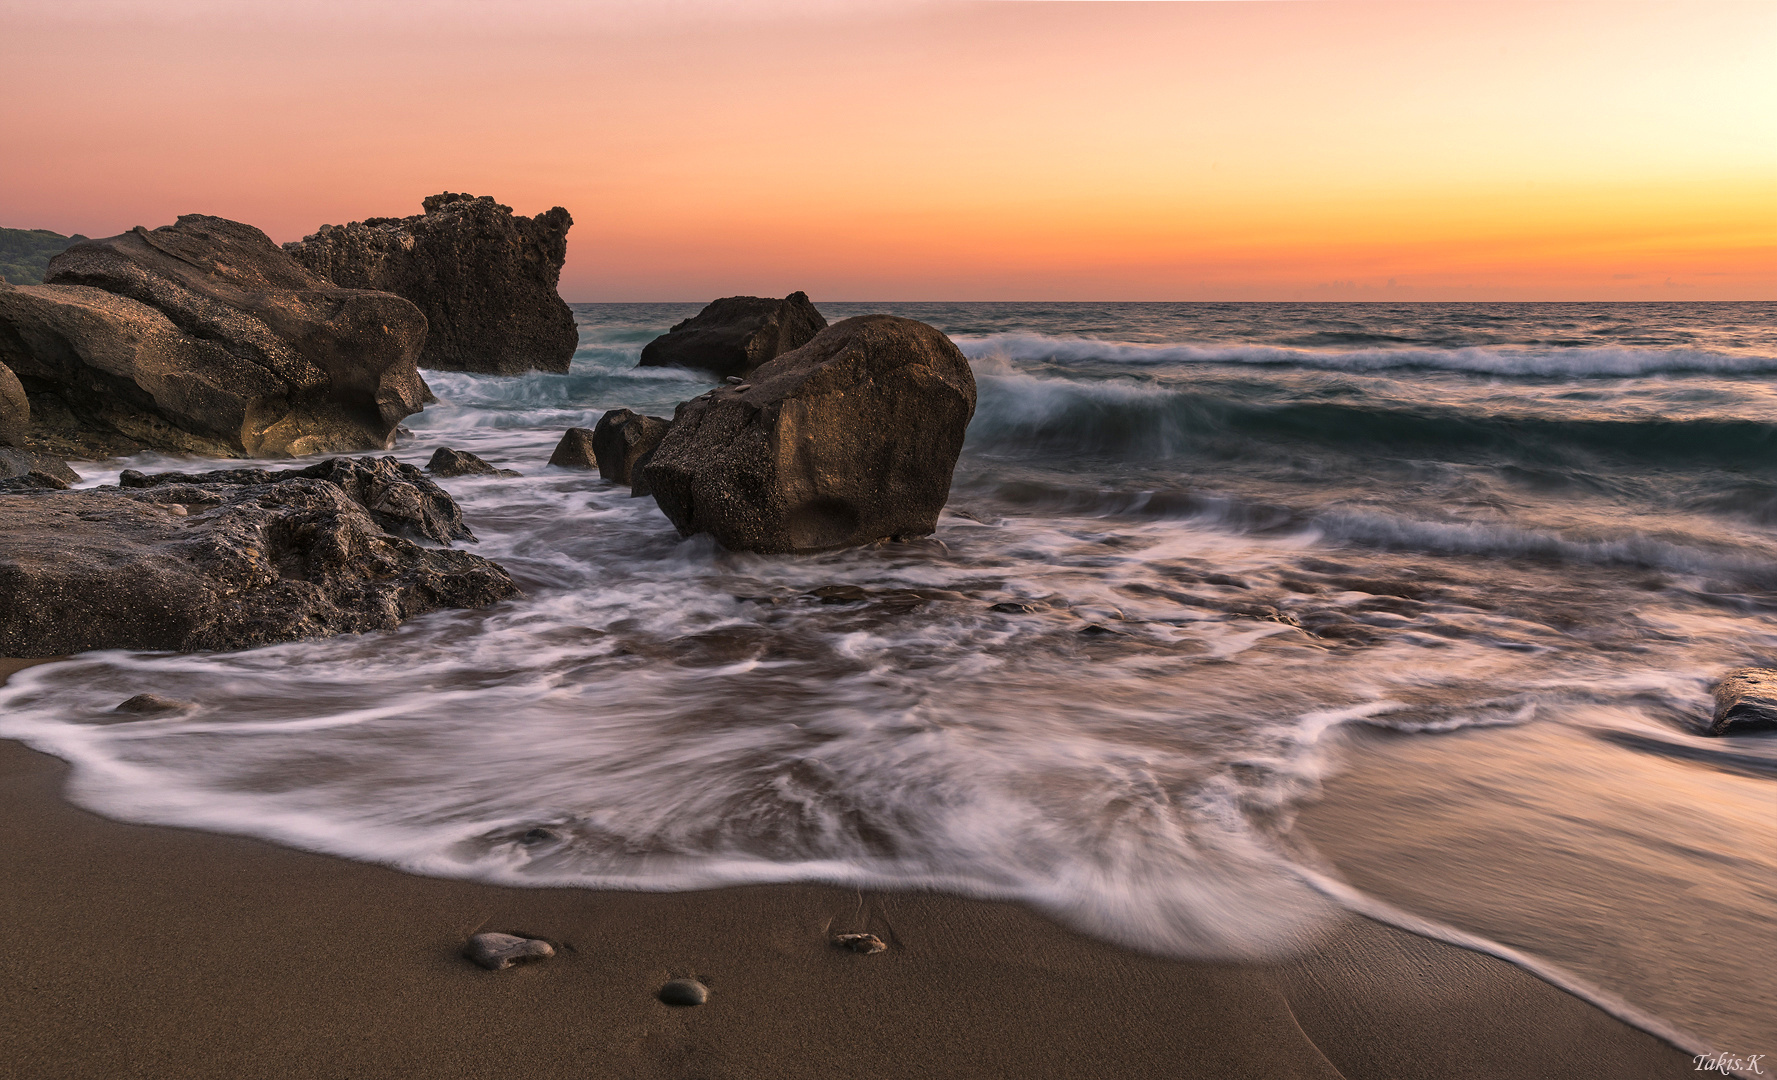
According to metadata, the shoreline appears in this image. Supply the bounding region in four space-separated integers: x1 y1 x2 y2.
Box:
0 682 1693 1079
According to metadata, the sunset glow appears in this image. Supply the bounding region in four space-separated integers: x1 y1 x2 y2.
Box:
3 0 1772 300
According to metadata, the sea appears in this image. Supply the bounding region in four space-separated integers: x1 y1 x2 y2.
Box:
3 301 1773 1056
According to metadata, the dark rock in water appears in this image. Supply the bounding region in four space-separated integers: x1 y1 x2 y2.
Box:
121 456 474 544
0 360 27 442
1077 624 1125 637
285 193 577 375
590 409 672 492
0 447 78 486
463 932 555 971
809 585 868 605
990 601 1041 615
427 447 518 479
0 462 519 656
642 315 977 554
0 215 430 457
114 693 191 715
832 933 887 954
547 427 598 470
658 979 708 1006
637 292 827 380
1710 668 1777 735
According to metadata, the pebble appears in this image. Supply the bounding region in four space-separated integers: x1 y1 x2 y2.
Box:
833 933 887 954
658 978 708 1006
464 932 555 970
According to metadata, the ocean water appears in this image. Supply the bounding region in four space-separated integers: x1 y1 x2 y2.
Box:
3 302 1775 1053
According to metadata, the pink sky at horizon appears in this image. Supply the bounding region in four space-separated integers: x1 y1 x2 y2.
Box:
2 0 1773 301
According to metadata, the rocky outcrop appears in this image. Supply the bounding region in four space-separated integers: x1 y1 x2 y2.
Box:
0 457 518 656
1710 668 1777 734
427 447 518 478
120 456 475 544
0 360 27 443
642 315 976 553
0 215 430 458
0 447 79 492
590 408 671 493
547 427 597 470
637 293 826 379
285 194 577 375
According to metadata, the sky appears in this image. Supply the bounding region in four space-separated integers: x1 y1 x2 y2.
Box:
2 0 1773 301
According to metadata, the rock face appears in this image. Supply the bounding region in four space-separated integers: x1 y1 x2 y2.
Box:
0 457 518 656
0 215 430 457
642 315 977 554
0 447 78 487
1710 668 1777 734
590 408 671 492
285 193 577 375
0 360 27 442
637 292 826 379
547 427 597 470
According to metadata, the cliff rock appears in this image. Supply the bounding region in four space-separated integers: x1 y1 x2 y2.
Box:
285 193 577 375
0 215 430 457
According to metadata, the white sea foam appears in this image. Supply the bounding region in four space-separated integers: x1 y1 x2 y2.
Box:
957 332 1777 377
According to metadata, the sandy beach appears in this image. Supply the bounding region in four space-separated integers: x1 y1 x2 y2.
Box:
1 654 1691 1080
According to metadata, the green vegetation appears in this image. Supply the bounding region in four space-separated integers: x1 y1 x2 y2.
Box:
0 227 88 285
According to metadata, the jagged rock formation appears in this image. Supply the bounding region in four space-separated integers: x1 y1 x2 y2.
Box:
0 215 430 458
590 408 671 494
0 456 518 656
637 293 827 379
285 193 577 375
642 315 976 553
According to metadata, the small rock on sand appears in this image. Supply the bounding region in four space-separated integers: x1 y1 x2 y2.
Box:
833 933 887 954
114 693 192 714
658 978 708 1006
464 932 555 970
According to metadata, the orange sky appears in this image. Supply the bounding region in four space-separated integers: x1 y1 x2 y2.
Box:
2 0 1773 300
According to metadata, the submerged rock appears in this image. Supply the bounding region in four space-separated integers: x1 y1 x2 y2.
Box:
285 193 577 375
658 979 708 1006
464 932 555 971
0 215 430 457
114 693 192 715
0 458 518 656
427 446 518 478
637 292 827 380
642 315 977 554
590 408 671 493
1710 668 1777 735
547 427 598 470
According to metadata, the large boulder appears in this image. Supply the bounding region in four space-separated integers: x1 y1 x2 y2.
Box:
0 215 430 457
590 408 671 492
637 292 826 379
0 458 519 656
0 359 26 443
284 193 577 375
1710 668 1777 734
641 315 976 553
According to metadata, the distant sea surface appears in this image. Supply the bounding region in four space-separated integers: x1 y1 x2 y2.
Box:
4 302 1774 1052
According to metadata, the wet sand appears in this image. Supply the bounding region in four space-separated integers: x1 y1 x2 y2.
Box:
1292 721 1776 1057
